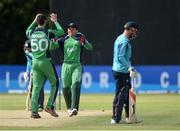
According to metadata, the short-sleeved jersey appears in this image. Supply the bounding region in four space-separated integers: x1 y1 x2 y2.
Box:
57 32 93 63
112 34 132 73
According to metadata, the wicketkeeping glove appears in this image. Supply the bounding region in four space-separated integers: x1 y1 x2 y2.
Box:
80 34 86 45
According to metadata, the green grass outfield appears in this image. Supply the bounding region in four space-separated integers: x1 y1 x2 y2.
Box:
0 93 180 130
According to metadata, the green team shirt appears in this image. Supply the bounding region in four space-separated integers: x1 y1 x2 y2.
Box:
57 32 93 63
26 21 64 60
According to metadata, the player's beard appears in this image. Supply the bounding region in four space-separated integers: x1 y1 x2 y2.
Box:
129 33 137 40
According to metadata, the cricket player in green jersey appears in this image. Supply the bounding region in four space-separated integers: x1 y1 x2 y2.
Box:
26 13 64 118
23 40 44 112
57 23 93 117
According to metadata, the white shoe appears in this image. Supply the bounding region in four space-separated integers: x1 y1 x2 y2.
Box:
68 108 78 117
111 119 116 124
67 109 72 115
125 117 129 123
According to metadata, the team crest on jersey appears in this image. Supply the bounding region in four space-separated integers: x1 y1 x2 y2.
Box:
67 47 77 54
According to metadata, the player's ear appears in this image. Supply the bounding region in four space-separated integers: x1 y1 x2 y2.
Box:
75 28 79 32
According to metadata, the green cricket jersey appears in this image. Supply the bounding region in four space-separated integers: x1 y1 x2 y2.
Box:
57 32 93 63
26 21 64 60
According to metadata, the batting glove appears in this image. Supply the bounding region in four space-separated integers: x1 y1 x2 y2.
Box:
23 72 29 82
128 67 137 78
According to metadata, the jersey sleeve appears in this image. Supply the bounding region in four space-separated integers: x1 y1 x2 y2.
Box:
26 21 37 38
26 61 31 73
83 40 93 51
57 37 65 46
48 21 65 38
24 52 32 73
118 42 130 68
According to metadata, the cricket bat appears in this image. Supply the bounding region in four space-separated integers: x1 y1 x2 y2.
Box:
128 77 138 123
58 77 62 110
25 75 32 111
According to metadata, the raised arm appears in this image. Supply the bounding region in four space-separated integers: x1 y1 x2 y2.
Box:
26 14 42 38
49 13 65 37
26 21 36 38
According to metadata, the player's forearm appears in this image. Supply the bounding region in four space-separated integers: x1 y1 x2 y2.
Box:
26 21 37 38
83 41 93 51
54 21 65 37
26 62 31 73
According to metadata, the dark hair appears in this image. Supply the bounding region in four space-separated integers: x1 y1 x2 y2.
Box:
36 14 47 25
124 21 139 30
67 22 78 29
